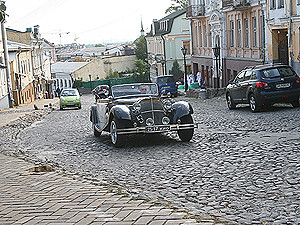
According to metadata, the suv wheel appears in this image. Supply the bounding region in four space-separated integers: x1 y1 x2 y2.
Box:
226 93 236 110
291 100 300 108
249 94 260 113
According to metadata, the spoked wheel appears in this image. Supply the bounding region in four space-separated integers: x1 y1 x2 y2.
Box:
110 119 125 148
249 94 260 113
226 93 236 110
177 115 194 142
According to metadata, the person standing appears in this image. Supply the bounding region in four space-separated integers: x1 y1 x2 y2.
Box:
56 87 61 97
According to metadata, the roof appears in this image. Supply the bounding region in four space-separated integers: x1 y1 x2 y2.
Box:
7 40 31 51
146 8 186 37
51 62 88 74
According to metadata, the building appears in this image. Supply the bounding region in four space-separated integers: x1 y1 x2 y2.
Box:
146 9 192 81
266 0 300 73
7 41 35 105
188 0 266 88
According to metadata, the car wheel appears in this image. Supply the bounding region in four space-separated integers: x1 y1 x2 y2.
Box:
60 106 63 110
110 119 125 148
249 94 260 112
177 115 194 142
291 100 300 108
93 125 101 137
78 105 81 109
226 93 236 110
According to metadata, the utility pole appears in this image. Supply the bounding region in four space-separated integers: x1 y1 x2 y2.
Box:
0 1 13 107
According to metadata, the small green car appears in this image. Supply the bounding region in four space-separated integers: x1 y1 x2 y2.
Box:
59 88 81 110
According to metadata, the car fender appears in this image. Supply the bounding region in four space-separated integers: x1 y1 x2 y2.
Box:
172 101 193 123
110 105 131 121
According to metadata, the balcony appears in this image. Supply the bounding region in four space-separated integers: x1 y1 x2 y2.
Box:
186 5 205 18
234 0 251 9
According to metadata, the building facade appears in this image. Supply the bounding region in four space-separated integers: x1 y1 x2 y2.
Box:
188 0 266 88
146 9 192 81
266 0 300 73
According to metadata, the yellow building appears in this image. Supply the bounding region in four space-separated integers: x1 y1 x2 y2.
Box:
266 0 300 73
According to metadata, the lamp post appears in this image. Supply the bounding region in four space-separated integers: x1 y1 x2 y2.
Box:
212 45 220 89
181 46 188 92
89 74 92 92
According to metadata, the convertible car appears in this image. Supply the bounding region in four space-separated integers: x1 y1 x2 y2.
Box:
90 83 197 147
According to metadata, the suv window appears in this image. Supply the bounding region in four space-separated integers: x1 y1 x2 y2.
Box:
244 71 252 81
261 67 296 79
157 76 175 84
250 71 257 80
234 71 245 82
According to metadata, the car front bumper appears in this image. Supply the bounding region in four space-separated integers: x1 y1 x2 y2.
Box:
116 123 198 135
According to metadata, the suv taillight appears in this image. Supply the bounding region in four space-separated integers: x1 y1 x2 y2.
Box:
256 82 269 88
296 77 300 84
175 84 178 88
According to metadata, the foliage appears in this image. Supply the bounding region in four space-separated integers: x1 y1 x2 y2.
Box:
165 0 188 14
132 59 149 82
73 79 82 88
169 60 184 82
106 69 119 79
95 43 105 47
134 35 147 61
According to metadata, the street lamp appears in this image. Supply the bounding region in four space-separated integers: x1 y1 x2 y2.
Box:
89 74 92 92
212 45 220 89
181 46 188 92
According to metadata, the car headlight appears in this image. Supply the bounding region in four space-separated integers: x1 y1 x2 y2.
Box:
61 98 65 102
76 97 79 101
133 102 141 113
163 99 172 111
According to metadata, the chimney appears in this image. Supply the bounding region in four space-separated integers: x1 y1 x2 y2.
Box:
26 27 32 32
33 25 40 35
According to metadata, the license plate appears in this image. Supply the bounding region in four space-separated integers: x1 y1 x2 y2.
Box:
66 103 75 106
276 83 290 88
146 126 170 133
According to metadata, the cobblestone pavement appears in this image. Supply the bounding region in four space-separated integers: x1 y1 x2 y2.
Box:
1 94 299 224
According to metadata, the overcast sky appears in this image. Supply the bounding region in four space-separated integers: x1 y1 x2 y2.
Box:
5 0 173 45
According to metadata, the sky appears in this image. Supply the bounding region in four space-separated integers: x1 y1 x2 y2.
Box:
5 0 173 45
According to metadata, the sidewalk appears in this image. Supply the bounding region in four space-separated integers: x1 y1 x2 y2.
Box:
0 99 220 224
0 98 59 127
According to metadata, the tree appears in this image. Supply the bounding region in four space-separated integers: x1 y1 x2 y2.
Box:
95 43 105 47
165 0 188 14
106 70 119 79
132 59 148 82
134 35 147 61
169 60 183 82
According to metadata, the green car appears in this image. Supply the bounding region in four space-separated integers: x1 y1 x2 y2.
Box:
59 88 81 110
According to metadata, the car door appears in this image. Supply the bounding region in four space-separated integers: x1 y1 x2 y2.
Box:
231 71 245 102
96 102 109 131
240 70 252 102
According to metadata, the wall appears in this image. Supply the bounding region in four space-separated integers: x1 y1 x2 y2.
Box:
72 55 136 81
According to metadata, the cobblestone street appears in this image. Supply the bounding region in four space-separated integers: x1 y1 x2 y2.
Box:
1 94 300 224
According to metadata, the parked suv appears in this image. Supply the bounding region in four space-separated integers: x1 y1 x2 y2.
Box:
154 75 178 97
226 64 300 112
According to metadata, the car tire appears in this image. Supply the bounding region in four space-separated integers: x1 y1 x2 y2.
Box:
60 106 63 110
78 105 81 109
110 118 125 148
226 93 236 110
93 125 101 137
249 94 260 113
177 115 194 142
291 100 300 108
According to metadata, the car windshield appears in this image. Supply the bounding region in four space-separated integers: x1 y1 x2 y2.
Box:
261 67 297 79
157 76 174 84
61 90 77 96
111 83 159 98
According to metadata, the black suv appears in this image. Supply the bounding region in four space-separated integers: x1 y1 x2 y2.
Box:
226 64 300 112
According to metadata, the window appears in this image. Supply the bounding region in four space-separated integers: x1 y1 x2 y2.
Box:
199 25 202 47
244 70 252 80
230 21 234 47
253 17 257 47
204 25 207 47
270 0 276 9
245 19 249 48
234 71 245 82
298 0 300 5
183 41 191 54
278 0 284 8
237 20 242 47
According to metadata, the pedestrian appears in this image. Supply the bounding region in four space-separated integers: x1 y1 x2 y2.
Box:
56 87 61 97
196 71 202 86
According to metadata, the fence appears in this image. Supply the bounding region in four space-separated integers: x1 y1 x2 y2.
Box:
80 77 136 89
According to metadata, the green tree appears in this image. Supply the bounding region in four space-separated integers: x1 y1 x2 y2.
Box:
106 70 119 79
165 0 188 14
95 43 105 47
169 60 183 82
132 59 148 82
134 35 147 61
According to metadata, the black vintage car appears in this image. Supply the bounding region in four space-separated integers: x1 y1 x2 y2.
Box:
90 83 197 147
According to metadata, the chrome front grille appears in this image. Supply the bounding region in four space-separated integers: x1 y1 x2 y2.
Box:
139 98 165 125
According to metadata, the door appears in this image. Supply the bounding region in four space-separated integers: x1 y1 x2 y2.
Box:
240 70 252 102
278 33 288 65
230 71 245 102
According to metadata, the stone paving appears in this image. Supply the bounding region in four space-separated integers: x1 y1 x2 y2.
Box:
1 94 300 224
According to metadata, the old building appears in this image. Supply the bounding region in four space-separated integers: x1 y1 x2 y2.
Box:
146 9 192 81
188 0 266 88
266 0 300 73
7 41 35 105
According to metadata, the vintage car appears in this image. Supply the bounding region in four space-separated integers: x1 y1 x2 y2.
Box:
90 83 197 147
